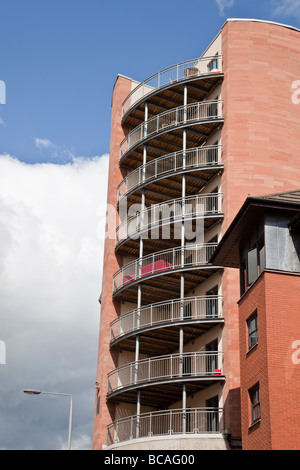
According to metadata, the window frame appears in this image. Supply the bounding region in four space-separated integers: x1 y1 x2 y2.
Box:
247 310 258 350
249 382 261 425
240 225 265 295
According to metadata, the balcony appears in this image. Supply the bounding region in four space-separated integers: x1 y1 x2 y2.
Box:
107 407 224 446
120 100 223 164
113 243 219 298
118 145 223 205
107 351 224 405
110 295 223 343
116 193 223 251
110 295 224 355
122 55 223 122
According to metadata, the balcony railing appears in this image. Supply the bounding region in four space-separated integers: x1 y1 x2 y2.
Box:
113 243 218 293
116 192 223 246
107 407 224 446
110 295 223 343
121 55 223 118
107 351 223 394
117 145 222 203
120 100 223 159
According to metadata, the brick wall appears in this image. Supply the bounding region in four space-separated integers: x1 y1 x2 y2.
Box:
92 75 133 450
220 19 300 442
238 270 300 450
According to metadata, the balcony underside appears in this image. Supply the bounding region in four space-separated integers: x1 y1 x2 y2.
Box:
115 215 223 256
121 165 224 209
107 376 225 408
120 120 224 170
113 266 222 304
122 74 223 129
110 318 224 356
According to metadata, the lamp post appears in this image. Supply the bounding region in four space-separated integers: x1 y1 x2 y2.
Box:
24 389 73 450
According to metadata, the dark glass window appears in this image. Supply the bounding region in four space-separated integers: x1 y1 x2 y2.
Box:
206 286 218 317
247 311 258 349
241 225 265 294
249 383 260 424
208 57 219 71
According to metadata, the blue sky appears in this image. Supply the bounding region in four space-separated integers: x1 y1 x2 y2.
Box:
0 0 300 452
0 0 299 164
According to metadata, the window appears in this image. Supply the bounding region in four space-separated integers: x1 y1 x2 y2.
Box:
206 396 219 432
249 383 260 425
185 254 193 265
207 140 218 164
183 302 192 319
206 339 218 374
183 354 192 376
206 286 218 317
247 311 258 349
207 188 218 213
241 224 265 294
207 99 218 118
208 55 219 72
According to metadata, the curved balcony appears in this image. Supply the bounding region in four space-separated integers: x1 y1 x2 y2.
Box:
116 193 223 250
107 351 224 405
122 55 223 121
113 243 218 296
110 295 223 356
118 145 222 205
120 100 223 163
107 406 224 446
110 295 223 342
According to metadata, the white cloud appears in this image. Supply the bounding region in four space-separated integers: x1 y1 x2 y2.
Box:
33 137 78 164
34 137 53 149
216 0 235 16
272 0 300 18
0 153 109 449
0 116 5 127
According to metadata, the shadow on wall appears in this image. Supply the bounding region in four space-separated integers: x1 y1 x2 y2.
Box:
223 387 242 450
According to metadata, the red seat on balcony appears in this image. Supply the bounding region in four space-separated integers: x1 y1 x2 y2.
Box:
141 259 172 277
123 275 135 285
122 260 172 287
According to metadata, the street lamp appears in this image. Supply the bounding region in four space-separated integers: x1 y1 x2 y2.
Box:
23 389 73 450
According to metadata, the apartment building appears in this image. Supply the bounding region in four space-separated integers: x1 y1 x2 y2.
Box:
211 190 300 450
92 19 300 450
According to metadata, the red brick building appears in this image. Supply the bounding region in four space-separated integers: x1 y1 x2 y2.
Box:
212 191 300 450
92 19 300 450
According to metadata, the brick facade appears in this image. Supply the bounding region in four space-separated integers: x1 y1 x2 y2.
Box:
238 270 300 450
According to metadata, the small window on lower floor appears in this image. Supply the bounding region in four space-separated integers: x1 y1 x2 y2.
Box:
249 383 260 425
247 311 258 349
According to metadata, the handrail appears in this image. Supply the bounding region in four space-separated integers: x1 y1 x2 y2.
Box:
122 55 223 118
117 144 222 203
116 192 223 246
120 100 223 160
113 242 218 293
107 407 224 445
110 295 223 343
107 351 224 394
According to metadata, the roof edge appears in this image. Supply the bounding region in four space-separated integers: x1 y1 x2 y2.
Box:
224 18 300 34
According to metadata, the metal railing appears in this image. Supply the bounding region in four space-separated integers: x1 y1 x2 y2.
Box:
107 351 223 394
113 243 218 293
120 100 223 159
116 192 223 246
122 55 223 118
107 407 224 446
110 295 223 343
117 145 222 203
